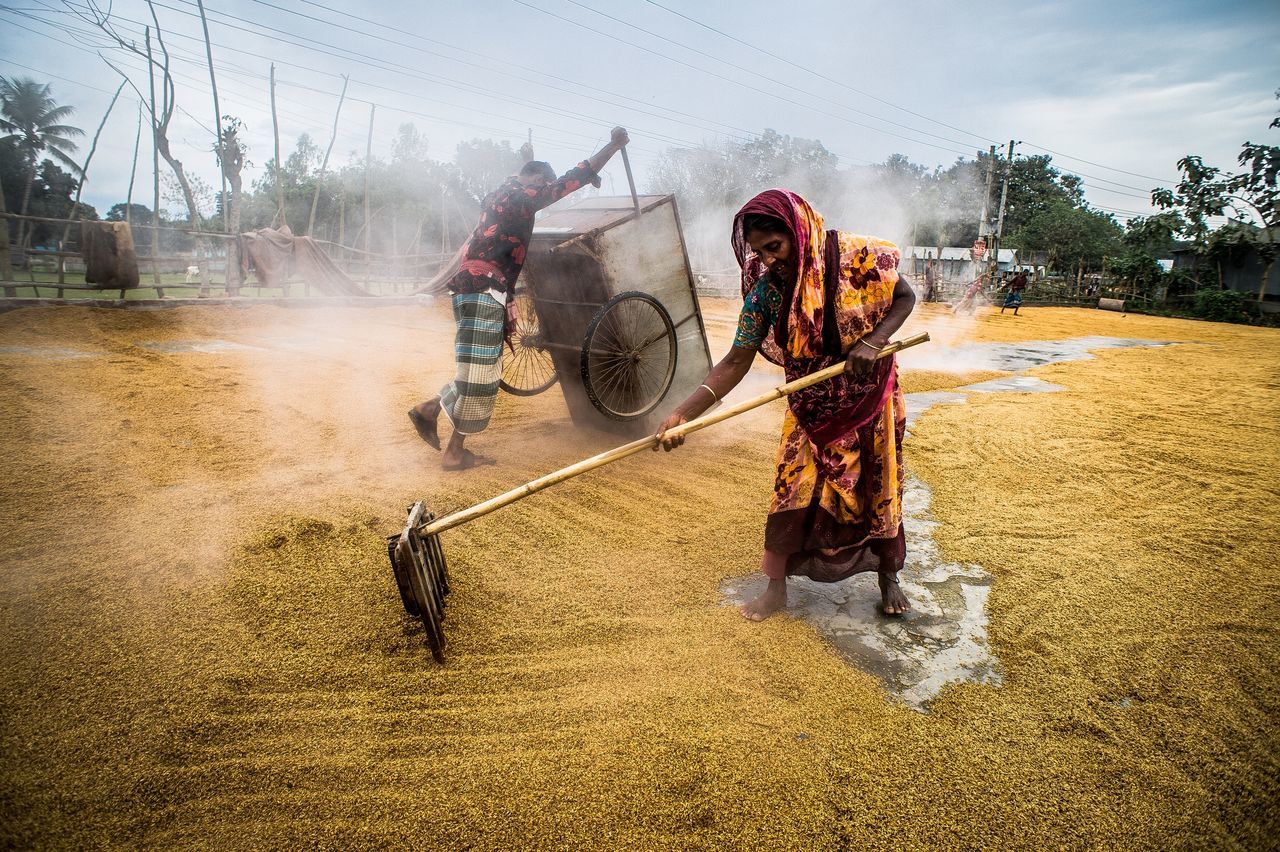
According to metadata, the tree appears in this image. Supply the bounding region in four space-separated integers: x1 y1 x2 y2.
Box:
911 155 987 248
646 129 842 269
107 202 154 225
0 76 83 258
1152 93 1278 300
0 143 92 255
249 134 325 232
453 139 521 205
1118 213 1183 298
216 116 248 291
77 0 217 291
1001 154 1085 237
1006 199 1123 284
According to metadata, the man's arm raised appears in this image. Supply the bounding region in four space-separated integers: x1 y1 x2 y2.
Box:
586 126 629 174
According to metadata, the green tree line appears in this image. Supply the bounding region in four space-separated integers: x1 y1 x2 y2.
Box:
4 76 1274 321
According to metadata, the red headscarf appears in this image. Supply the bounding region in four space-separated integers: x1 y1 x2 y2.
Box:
732 189 900 446
732 189 830 367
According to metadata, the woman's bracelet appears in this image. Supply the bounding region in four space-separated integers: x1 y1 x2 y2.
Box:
699 384 719 402
858 338 885 352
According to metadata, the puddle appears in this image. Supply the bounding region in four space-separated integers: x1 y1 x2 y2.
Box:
0 346 96 360
722 476 999 709
721 336 1173 710
141 339 261 354
910 336 1170 373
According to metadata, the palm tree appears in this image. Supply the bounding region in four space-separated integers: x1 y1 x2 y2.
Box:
0 76 83 255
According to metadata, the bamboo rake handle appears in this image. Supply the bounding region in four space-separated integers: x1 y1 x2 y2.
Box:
421 331 929 537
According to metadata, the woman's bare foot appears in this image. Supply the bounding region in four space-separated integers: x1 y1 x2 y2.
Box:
878 572 910 616
741 577 787 621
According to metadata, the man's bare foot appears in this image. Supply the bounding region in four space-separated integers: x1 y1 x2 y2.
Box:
741 577 787 621
409 399 442 449
879 572 910 616
441 448 496 471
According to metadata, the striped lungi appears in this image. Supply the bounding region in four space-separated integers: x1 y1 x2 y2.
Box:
439 292 505 435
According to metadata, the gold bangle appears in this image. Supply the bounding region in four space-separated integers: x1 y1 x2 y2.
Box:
699 384 719 402
858 338 884 352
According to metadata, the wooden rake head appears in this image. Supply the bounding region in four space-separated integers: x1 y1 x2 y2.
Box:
386 501 450 662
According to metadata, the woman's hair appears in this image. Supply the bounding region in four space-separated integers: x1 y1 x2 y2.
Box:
740 212 788 237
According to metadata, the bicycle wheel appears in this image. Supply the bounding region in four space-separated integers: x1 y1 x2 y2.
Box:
580 291 678 421
499 288 558 396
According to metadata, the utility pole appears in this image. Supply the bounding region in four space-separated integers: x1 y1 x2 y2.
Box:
990 139 1017 282
978 144 996 238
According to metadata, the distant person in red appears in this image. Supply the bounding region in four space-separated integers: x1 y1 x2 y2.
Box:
952 271 988 315
1001 269 1028 315
409 127 630 471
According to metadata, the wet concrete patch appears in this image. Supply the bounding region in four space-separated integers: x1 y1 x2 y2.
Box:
722 336 1175 709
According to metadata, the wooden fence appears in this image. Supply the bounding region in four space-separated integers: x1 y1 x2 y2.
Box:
0 212 453 300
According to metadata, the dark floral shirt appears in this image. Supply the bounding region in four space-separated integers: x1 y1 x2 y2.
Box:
448 160 599 296
734 274 784 350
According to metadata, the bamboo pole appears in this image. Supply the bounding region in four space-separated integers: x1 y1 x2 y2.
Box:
61 79 126 261
0 152 11 296
125 101 141 226
364 102 374 288
422 332 930 537
269 63 286 230
306 75 348 237
147 27 162 291
195 0 227 233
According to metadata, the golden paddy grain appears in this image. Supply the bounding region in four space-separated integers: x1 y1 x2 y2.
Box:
0 299 1277 848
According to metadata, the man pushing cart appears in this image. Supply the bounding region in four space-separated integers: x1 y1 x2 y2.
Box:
409 126 631 471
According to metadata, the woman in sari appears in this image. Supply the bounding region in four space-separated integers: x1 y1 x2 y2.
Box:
654 189 916 621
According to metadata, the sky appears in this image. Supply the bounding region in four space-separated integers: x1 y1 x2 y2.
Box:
1 0 1277 227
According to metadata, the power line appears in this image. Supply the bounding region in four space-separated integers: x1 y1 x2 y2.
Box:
78 0 872 171
107 0 714 151
245 0 770 149
163 0 873 165
557 0 985 153
13 4 681 181
24 0 1172 206
506 0 980 160
640 0 1180 189
1022 143 1178 185
639 0 995 147
43 1 681 156
0 12 219 139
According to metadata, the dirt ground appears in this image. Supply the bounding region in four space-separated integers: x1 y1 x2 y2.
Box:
1 297 1277 849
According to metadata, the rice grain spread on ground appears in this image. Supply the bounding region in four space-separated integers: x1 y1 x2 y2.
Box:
1 300 1277 848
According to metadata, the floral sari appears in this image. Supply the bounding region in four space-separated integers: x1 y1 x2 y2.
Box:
733 190 906 582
